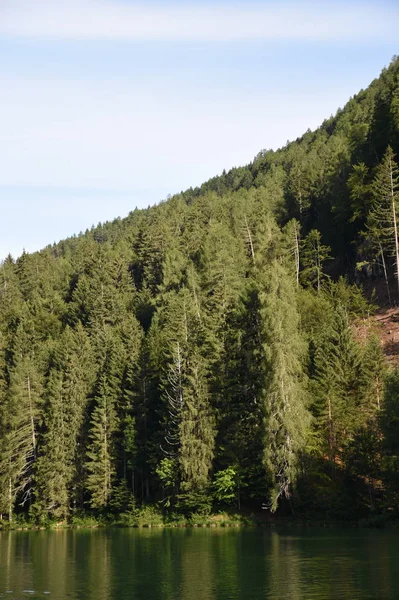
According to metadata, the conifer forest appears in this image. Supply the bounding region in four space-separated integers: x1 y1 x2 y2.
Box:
1 57 399 525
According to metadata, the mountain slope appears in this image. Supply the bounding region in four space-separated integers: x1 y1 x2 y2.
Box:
0 57 399 524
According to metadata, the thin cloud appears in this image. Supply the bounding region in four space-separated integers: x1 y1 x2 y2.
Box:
0 0 397 42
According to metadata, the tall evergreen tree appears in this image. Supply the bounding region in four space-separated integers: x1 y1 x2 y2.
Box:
34 325 95 519
300 230 331 291
260 258 310 511
2 353 42 518
151 287 215 511
369 146 399 298
311 305 365 467
85 376 117 509
85 335 125 509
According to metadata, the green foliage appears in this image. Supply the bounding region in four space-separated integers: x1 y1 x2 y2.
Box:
156 458 177 487
260 259 311 511
109 480 134 514
380 369 399 511
85 383 117 509
69 513 102 528
311 305 366 464
212 467 238 505
177 487 212 516
300 229 331 291
119 503 164 527
156 457 178 507
348 162 371 222
324 277 376 318
1 57 399 525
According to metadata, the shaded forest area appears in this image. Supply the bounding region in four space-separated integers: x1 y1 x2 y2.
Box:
1 57 399 525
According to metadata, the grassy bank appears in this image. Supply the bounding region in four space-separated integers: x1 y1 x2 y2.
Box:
0 509 252 531
2 508 399 532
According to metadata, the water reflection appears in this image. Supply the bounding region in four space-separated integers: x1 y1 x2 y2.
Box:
1 527 399 599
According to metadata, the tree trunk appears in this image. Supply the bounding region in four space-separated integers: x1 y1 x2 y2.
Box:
390 157 399 302
294 222 300 287
8 478 12 523
327 395 334 465
244 215 255 264
27 376 36 460
379 242 392 306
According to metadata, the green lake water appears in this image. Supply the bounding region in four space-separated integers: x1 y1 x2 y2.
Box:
1 526 399 599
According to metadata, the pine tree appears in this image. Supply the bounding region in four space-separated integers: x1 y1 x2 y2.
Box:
178 347 215 509
286 144 314 221
346 334 385 511
34 371 70 520
0 331 9 518
282 219 301 287
311 305 364 467
152 287 215 511
380 369 399 511
300 229 331 291
117 315 143 494
348 162 371 223
34 325 95 519
85 335 124 509
214 282 268 502
85 375 117 509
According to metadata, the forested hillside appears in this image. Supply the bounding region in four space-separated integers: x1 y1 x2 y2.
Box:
1 57 399 524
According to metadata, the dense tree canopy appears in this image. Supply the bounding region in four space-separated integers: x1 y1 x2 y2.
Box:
1 57 399 523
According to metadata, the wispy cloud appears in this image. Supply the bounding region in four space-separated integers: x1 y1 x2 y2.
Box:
0 0 397 42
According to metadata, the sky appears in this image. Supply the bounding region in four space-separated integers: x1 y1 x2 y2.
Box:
0 0 398 260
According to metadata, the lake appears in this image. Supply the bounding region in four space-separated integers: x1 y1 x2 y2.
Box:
0 526 399 599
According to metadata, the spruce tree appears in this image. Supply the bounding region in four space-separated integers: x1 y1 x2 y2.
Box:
312 304 364 466
34 370 71 520
152 287 215 511
260 258 310 511
117 315 143 493
380 369 399 511
300 229 331 291
34 325 95 519
85 335 124 509
85 376 117 509
0 331 9 518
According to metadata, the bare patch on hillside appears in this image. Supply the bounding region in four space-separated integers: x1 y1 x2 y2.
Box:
375 308 399 365
353 307 399 365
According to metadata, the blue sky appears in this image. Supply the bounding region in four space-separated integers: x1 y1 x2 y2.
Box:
0 0 398 260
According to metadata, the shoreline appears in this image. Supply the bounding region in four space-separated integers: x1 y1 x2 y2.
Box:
1 514 396 532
